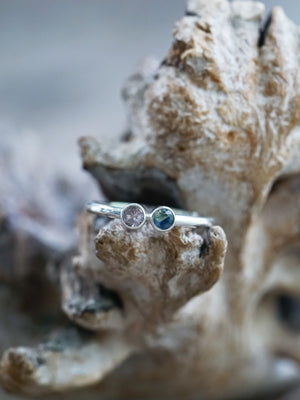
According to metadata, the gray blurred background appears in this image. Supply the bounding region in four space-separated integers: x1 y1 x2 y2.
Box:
1 0 300 148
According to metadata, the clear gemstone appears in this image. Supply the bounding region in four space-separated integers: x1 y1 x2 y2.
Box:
122 204 145 228
152 207 175 231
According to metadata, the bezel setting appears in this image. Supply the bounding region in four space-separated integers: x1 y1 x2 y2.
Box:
150 206 176 232
120 203 147 230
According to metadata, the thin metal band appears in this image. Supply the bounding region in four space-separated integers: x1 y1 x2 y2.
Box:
86 201 213 230
86 202 122 218
175 214 213 228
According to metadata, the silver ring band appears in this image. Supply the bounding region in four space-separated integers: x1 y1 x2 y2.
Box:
86 201 213 232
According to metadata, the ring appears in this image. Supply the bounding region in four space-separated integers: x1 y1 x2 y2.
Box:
86 201 214 232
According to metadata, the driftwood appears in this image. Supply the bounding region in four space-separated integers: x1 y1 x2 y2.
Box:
1 0 300 399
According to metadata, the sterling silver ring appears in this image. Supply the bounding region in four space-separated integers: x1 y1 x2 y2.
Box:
86 201 213 232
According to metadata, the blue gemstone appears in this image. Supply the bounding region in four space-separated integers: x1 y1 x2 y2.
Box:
152 208 175 230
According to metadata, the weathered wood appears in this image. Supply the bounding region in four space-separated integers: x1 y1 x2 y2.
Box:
1 1 300 399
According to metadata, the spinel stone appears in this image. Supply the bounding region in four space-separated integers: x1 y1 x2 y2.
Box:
152 207 175 231
122 204 145 229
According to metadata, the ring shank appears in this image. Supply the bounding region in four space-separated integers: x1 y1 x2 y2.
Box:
175 215 213 228
86 202 122 218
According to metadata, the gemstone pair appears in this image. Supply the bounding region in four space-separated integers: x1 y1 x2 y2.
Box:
120 203 175 231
